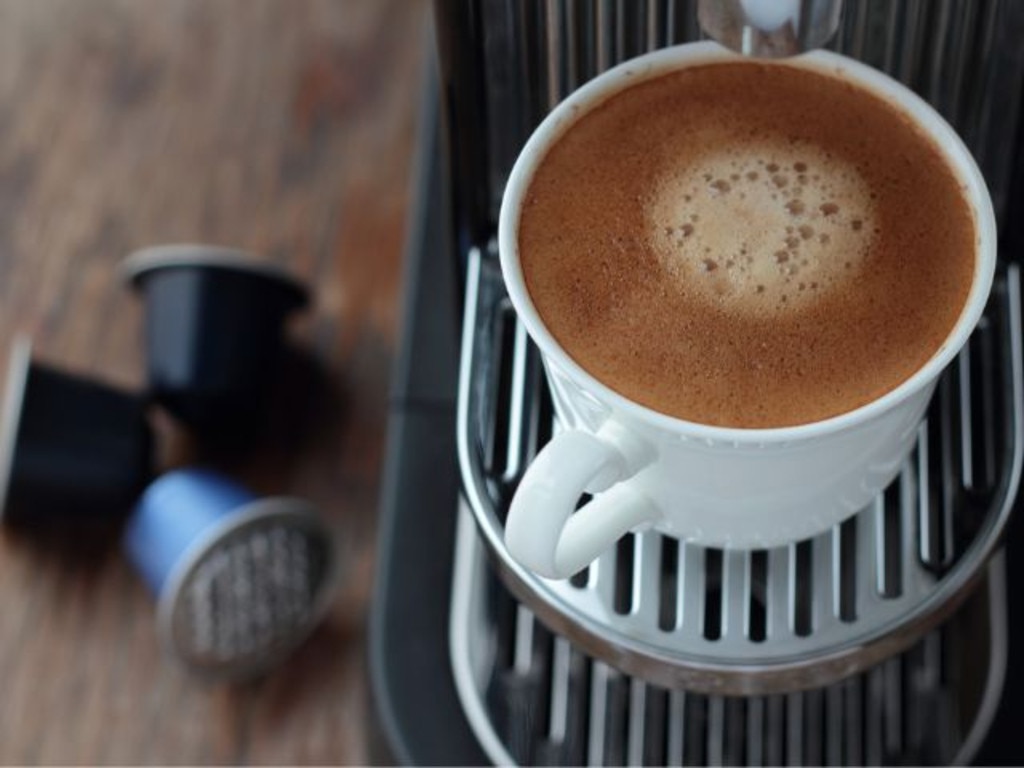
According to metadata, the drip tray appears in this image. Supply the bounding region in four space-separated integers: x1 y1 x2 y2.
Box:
450 501 1009 766
458 251 1022 694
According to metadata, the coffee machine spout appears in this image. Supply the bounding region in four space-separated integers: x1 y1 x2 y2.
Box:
698 0 843 57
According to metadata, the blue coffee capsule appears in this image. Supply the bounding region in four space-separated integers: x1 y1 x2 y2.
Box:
0 336 153 526
124 467 338 679
122 244 309 440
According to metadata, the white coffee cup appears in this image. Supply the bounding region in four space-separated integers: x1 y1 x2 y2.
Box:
498 42 997 580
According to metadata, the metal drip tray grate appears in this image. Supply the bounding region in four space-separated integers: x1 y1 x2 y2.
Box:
457 249 1022 694
450 502 1009 766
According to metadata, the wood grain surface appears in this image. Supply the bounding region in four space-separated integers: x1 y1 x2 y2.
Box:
0 0 429 763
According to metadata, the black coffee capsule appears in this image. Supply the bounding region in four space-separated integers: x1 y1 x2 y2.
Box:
122 245 309 438
0 337 153 526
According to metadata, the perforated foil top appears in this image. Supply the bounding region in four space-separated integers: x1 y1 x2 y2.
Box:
159 501 337 678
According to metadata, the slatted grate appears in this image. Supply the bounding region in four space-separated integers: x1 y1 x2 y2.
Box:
452 500 1008 766
458 255 1021 693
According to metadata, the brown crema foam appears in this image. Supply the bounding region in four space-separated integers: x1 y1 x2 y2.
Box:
518 61 976 428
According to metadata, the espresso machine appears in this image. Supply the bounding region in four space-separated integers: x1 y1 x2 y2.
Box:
371 1 1024 764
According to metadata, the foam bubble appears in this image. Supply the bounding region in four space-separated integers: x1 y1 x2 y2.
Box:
647 141 876 314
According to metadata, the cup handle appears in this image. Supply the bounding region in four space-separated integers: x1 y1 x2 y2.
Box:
504 427 661 579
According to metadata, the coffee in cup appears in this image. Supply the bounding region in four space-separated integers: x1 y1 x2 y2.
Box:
518 59 976 429
498 43 995 579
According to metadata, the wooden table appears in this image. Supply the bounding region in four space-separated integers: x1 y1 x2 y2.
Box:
0 1 428 762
